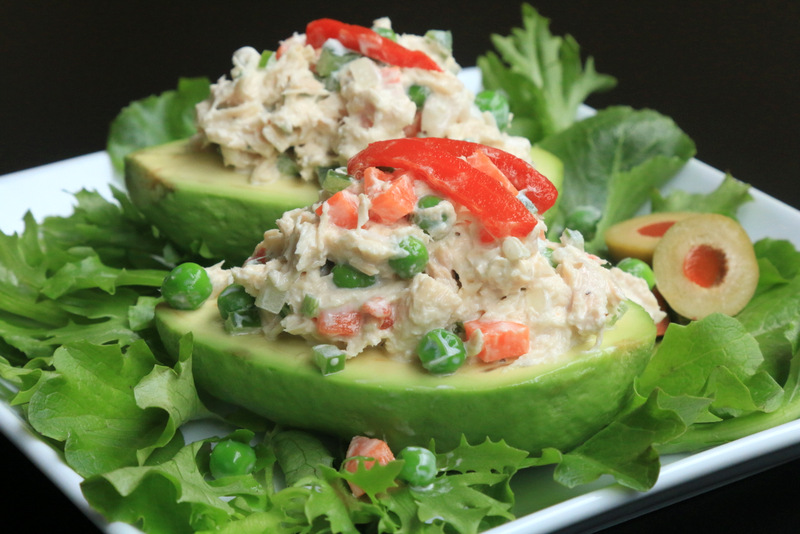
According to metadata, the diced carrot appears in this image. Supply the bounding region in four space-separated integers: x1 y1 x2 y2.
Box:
344 436 395 497
316 309 362 337
464 320 530 363
369 173 417 224
316 190 360 229
361 297 395 329
465 149 518 196
363 166 391 197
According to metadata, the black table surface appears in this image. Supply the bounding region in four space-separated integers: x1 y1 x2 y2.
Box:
2 1 799 532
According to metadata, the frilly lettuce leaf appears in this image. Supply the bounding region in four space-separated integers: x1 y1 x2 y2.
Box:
25 335 206 477
477 3 617 142
82 439 270 533
651 172 752 217
106 77 210 173
80 430 528 534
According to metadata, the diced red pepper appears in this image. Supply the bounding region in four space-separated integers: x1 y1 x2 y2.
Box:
361 297 395 329
368 172 417 224
316 190 360 229
316 309 362 337
305 19 443 72
348 138 544 240
464 320 530 363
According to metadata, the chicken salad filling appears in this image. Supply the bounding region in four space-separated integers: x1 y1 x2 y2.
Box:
207 138 665 371
195 17 531 184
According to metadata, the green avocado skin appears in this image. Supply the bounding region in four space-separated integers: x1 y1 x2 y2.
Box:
125 140 319 265
156 301 655 454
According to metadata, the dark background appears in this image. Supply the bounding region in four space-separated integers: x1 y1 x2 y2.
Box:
2 1 799 532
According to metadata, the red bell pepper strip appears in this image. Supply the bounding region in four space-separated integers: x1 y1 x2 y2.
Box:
305 19 443 72
408 138 558 214
348 138 535 239
348 138 550 239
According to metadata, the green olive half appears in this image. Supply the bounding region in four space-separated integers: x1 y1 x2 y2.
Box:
652 213 758 320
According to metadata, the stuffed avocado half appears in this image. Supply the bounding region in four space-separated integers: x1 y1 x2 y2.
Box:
152 137 663 454
155 297 655 453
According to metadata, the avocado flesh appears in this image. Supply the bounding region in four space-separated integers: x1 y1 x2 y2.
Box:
530 145 564 226
124 139 319 264
155 300 655 453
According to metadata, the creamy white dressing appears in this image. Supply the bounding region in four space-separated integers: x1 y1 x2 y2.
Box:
194 18 531 184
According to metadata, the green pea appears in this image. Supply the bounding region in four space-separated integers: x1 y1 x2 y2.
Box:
332 264 377 288
475 90 510 130
416 328 466 375
617 257 657 289
564 205 602 242
209 439 257 479
398 446 438 487
407 84 430 109
389 236 429 279
161 262 212 310
413 196 448 235
417 195 442 209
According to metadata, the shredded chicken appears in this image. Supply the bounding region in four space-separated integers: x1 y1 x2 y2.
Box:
194 18 531 184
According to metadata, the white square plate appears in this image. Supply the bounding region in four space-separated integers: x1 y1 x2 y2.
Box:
2 68 800 533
